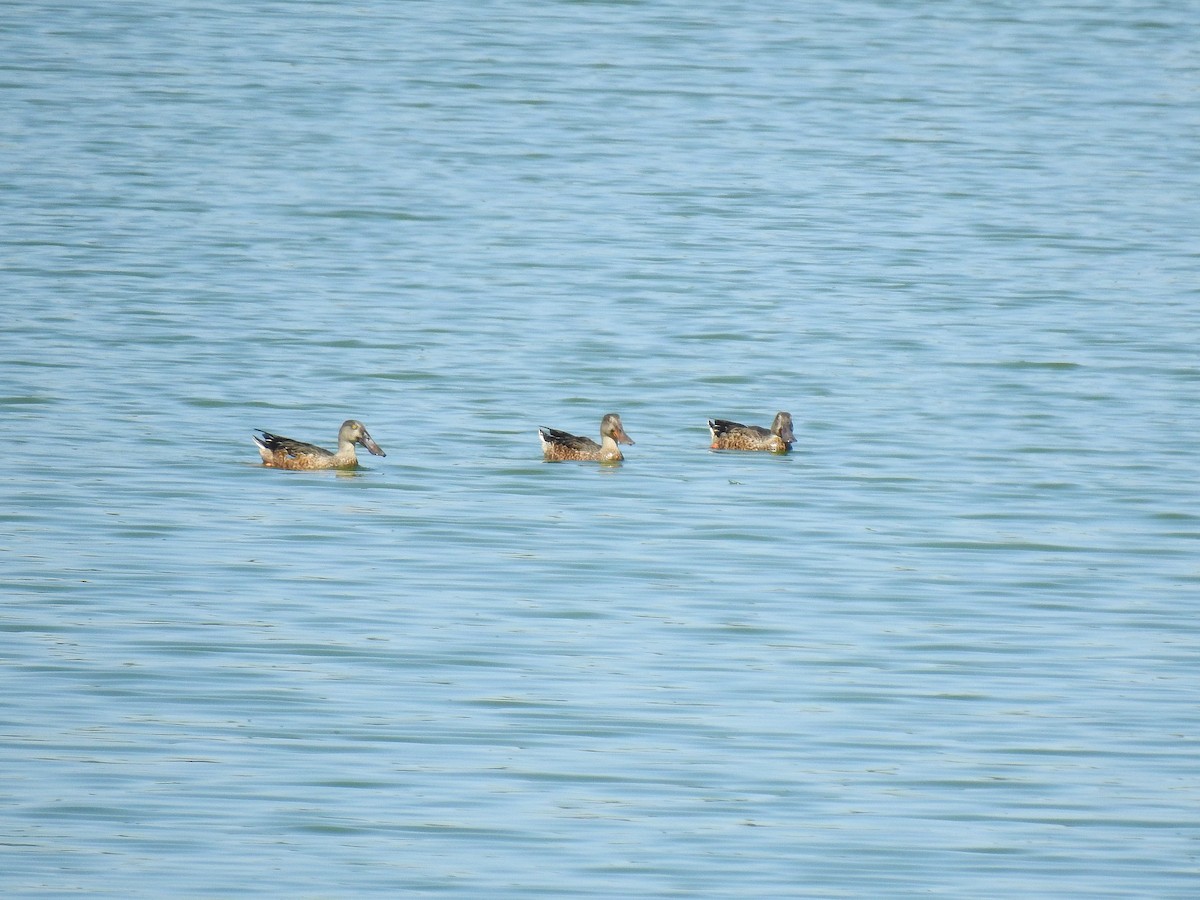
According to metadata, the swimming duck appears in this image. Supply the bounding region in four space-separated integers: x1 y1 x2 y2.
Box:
539 413 634 462
708 411 794 453
253 419 386 470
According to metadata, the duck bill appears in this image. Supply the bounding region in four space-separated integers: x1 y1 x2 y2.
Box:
360 433 386 457
779 424 795 445
616 428 634 446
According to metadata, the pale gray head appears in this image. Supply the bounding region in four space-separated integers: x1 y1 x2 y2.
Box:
340 419 386 457
600 413 634 445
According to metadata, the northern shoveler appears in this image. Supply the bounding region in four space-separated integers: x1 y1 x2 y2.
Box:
253 419 386 470
538 413 634 462
708 411 794 453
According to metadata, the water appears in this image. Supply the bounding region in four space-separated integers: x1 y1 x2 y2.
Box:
3 1 1199 896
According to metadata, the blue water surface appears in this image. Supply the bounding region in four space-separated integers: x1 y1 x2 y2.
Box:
2 1 1199 896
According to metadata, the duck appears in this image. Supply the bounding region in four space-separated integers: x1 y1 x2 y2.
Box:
538 413 634 462
708 411 794 453
253 419 386 470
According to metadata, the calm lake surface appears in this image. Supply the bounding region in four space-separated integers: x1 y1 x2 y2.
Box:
3 1 1199 896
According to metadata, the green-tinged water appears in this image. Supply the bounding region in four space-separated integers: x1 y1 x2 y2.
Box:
3 2 1199 896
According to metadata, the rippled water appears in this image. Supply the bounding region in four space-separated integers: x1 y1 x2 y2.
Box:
3 1 1199 896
